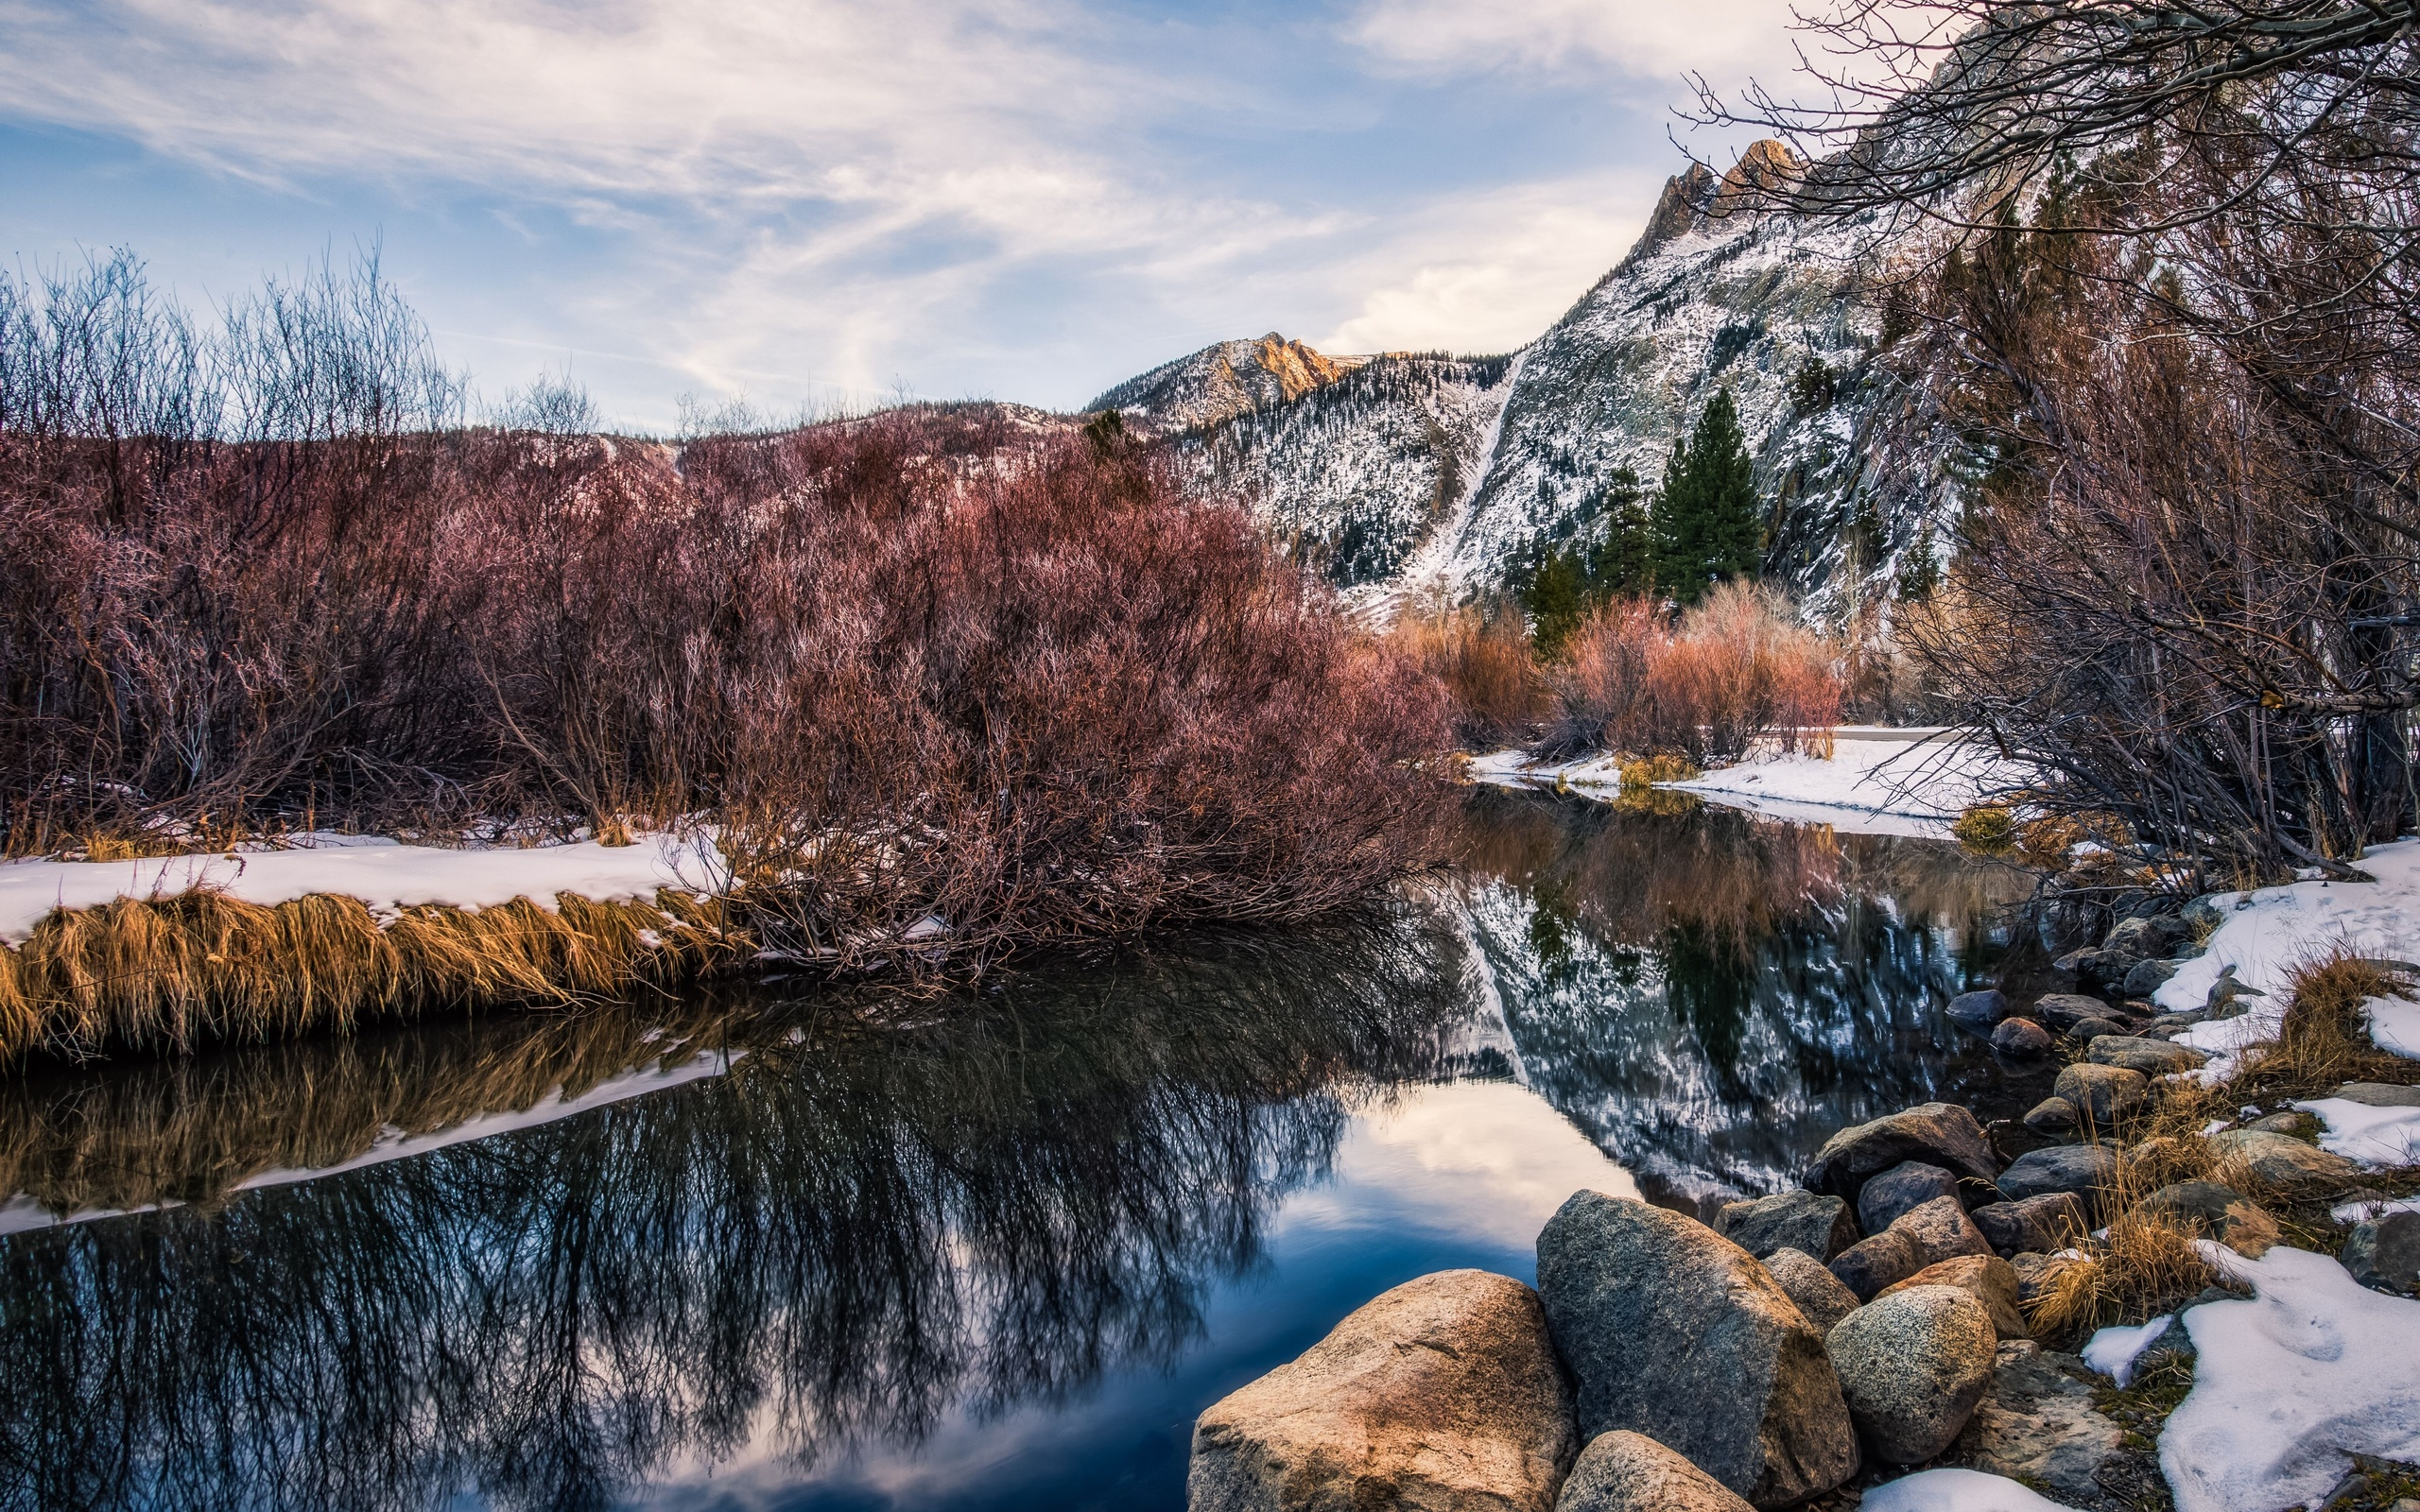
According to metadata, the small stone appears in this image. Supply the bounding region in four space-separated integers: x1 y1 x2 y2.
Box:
1946 1345 2125 1504
1892 1194 1994 1269
2122 957 2181 998
1553 1431 1757 1512
1996 1144 2121 1202
2023 1096 2082 1137
2087 1036 2209 1076
1831 1228 1924 1301
1804 1103 2001 1204
2335 1082 2420 1108
2342 1211 2420 1294
2053 1062 2149 1127
1972 1194 2089 1256
1946 989 2009 1029
2033 992 2116 1030
1715 1190 1858 1263
2134 1180 2280 1258
2205 1128 2362 1187
1993 1018 2053 1057
1858 1161 1960 1236
2242 1110 2308 1134
2105 914 2191 959
2067 1017 2129 1042
1827 1285 1998 1464
1763 1247 1860 1336
1877 1254 2030 1341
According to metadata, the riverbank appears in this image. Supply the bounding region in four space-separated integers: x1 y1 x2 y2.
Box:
1194 848 2420 1511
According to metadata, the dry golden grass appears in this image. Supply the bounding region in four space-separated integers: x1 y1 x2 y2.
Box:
1617 753 1701 788
0 887 750 1062
2231 953 2416 1098
2027 1208 2219 1341
1950 802 2017 855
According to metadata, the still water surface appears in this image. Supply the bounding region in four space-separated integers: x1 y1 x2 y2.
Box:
0 792 2032 1511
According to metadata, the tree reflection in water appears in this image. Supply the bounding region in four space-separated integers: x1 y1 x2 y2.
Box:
0 909 1466 1512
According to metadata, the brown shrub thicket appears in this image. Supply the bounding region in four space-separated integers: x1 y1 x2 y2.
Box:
0 253 1452 1022
1388 606 1547 747
1541 582 1841 763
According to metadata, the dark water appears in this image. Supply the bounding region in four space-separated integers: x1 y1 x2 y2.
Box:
0 794 2033 1512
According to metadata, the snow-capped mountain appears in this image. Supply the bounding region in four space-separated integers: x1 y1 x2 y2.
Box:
1099 144 1949 610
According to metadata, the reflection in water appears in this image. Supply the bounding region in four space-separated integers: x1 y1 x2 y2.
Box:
0 797 2035 1512
0 911 1465 1512
1452 791 2031 1208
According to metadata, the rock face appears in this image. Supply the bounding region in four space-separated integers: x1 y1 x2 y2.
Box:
1764 1247 1861 1336
1992 1018 2053 1057
2087 1036 2209 1076
1877 1255 2029 1341
1947 1343 2125 1504
1717 1190 1858 1263
1804 1104 2000 1202
1553 1431 1757 1512
2135 1180 2280 1257
1826 1285 1998 1464
1829 1228 1923 1301
2206 1128 2362 1186
1535 1192 1857 1508
2053 1062 2149 1126
2342 1211 2420 1294
1857 1161 1960 1236
1972 1194 2089 1256
1945 989 2008 1029
1188 1268 1578 1512
1996 1144 2121 1202
1893 1194 1995 1269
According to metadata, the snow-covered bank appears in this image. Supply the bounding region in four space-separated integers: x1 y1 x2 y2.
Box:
0 831 726 945
1470 731 2026 838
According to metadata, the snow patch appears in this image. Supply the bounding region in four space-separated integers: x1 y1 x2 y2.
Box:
2082 1314 2171 1387
2368 994 2420 1059
2293 1097 2420 1167
2157 840 2420 1023
1861 1468 2084 1512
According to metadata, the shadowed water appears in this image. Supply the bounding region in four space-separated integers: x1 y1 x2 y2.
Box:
0 795 2031 1511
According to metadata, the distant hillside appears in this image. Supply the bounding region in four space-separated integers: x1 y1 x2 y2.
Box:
1088 333 1363 433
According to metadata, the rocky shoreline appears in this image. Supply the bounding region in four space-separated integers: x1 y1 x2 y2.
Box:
1184 892 2420 1512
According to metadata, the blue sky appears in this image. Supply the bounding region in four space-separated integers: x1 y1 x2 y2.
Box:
0 0 1801 432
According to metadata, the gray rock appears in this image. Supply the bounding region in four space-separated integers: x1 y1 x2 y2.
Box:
2053 949 2136 993
2135 1180 2280 1257
2123 958 2181 998
1830 1228 1924 1302
2052 1062 2149 1127
2105 914 2191 960
2141 1010 2208 1036
2206 1128 2362 1186
1803 1103 2000 1203
1553 1431 1756 1512
1876 1254 2030 1341
2242 1110 2311 1134
1716 1190 1858 1263
2032 993 2115 1030
2180 894 2230 933
1992 1018 2053 1057
2088 1036 2209 1076
1763 1247 1860 1336
1946 1344 2125 1504
2023 1096 2082 1137
1535 1192 1857 1508
1973 1194 2089 1256
2008 1251 2088 1308
2337 1082 2420 1108
2342 1211 2420 1294
1946 989 2009 1029
1826 1285 1998 1464
1858 1161 1960 1236
1893 1194 1995 1269
1188 1268 1578 1512
1996 1144 2121 1202
2066 1017 2130 1042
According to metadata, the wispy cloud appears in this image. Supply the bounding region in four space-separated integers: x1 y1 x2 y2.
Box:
1343 0 1803 85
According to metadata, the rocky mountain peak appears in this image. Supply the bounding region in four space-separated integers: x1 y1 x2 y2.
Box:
1627 140 1806 261
1087 333 1362 434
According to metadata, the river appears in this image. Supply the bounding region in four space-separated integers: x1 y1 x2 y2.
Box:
0 790 2036 1511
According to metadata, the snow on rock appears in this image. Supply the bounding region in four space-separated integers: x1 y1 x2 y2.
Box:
2082 1314 2172 1387
2160 1242 2420 1512
0 832 727 945
1860 1468 2084 1512
2293 1097 2420 1167
2368 995 2420 1059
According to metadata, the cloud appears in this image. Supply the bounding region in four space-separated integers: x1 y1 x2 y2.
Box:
1345 0 1804 88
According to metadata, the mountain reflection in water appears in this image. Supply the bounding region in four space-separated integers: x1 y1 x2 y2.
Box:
0 794 2031 1511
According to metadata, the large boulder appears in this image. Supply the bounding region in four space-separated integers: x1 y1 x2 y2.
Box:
2104 914 2191 960
2336 1082 2420 1108
1996 1144 2120 1202
1535 1192 1858 1508
1945 989 2008 1030
1972 1194 2089 1257
1893 1195 1995 1269
2052 1062 2149 1127
2342 1211 2420 1294
1857 1161 1960 1236
1553 1431 1756 1512
1803 1104 2000 1204
1877 1254 2030 1341
1716 1190 1858 1263
1946 1342 2125 1504
2206 1128 2362 1187
2031 993 2115 1030
1763 1247 1860 1336
2086 1035 2208 1076
1829 1228 1924 1302
1827 1285 1998 1464
1188 1268 1578 1512
2122 958 2180 998
2134 1180 2280 1258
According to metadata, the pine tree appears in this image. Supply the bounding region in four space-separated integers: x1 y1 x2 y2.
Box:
1651 387 1765 605
1586 466 1652 596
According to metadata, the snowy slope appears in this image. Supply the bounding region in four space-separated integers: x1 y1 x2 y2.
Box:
1088 333 1364 434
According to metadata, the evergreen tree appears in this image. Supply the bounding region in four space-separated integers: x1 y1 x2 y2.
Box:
1516 467 1651 660
1650 387 1765 604
1585 466 1652 596
1521 544 1592 660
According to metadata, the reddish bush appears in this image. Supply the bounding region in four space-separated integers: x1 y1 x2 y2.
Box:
1387 607 1546 747
1542 583 1841 764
